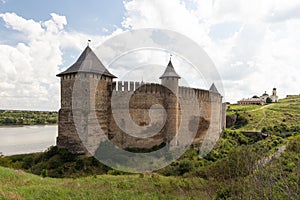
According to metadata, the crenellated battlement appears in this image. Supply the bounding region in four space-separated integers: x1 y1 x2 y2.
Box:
111 82 221 102
179 86 208 99
112 81 173 95
178 86 221 102
113 81 145 92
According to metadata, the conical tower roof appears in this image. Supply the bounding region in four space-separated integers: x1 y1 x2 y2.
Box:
57 46 117 78
159 60 181 79
209 83 219 93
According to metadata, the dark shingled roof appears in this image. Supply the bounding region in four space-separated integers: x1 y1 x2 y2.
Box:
57 46 117 78
159 60 181 79
262 91 269 96
209 83 219 93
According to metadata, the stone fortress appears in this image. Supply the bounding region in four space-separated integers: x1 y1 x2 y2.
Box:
56 46 226 154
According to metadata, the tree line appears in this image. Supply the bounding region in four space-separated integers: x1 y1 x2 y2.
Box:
0 110 58 126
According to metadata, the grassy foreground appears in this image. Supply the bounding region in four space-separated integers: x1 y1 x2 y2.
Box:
0 167 210 200
0 135 298 199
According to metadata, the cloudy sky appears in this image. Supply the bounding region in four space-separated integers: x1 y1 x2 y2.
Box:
0 0 299 110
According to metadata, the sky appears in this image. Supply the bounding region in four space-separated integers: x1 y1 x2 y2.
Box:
0 0 300 110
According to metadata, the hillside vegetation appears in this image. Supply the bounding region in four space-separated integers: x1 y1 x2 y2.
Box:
0 96 299 199
227 96 300 131
0 135 298 199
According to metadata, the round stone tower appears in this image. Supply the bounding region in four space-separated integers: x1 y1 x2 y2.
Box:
160 58 181 145
160 59 180 96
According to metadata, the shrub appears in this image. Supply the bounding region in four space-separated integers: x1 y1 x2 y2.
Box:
266 97 272 104
234 114 248 128
41 169 48 177
215 187 231 200
202 145 261 180
107 169 127 175
178 159 194 175
21 156 34 169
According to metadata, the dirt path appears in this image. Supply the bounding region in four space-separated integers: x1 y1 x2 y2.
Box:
251 104 275 131
256 145 287 167
254 109 266 131
250 104 273 112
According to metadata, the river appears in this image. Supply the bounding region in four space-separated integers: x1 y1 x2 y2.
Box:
0 125 58 156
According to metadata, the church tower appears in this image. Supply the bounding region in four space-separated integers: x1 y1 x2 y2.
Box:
271 88 279 103
272 88 277 96
160 58 181 145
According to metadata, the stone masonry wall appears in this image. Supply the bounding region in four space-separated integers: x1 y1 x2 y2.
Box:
57 76 224 154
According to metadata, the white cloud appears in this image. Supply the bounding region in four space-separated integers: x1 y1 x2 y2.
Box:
121 0 300 102
0 13 44 39
0 13 109 110
43 13 67 33
122 0 211 46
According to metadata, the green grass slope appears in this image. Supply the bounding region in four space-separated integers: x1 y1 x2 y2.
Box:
0 167 209 200
227 96 300 131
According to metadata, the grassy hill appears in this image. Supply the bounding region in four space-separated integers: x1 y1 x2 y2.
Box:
0 167 210 200
0 96 299 199
227 96 300 131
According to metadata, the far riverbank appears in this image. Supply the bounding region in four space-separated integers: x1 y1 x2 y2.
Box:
0 124 57 128
0 110 58 127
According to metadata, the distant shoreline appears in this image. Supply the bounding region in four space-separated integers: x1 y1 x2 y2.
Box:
0 124 58 128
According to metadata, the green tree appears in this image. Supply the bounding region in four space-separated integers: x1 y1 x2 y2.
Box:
266 97 272 104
